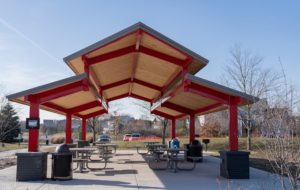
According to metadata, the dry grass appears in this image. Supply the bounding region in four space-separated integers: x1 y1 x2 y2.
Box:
0 157 16 170
86 133 93 143
50 134 65 144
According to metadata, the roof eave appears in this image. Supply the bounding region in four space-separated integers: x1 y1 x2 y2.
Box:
187 74 259 102
63 22 209 66
6 73 87 101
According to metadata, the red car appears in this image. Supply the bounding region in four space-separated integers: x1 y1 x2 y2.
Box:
123 134 131 141
129 134 141 141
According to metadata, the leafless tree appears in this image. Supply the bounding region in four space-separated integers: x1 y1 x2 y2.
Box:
254 58 300 190
219 43 282 150
132 99 170 144
86 100 124 142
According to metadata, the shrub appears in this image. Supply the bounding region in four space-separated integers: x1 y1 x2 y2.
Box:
86 133 93 143
50 134 65 144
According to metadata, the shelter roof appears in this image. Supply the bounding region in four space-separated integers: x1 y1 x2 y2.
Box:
6 73 107 119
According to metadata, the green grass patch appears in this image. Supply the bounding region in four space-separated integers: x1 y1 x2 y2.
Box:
0 143 28 151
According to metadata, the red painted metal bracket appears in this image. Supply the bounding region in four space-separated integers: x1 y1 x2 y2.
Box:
84 109 108 119
41 102 84 118
70 101 102 114
107 93 128 102
187 83 230 105
25 81 85 104
162 102 193 115
130 93 152 102
151 110 174 120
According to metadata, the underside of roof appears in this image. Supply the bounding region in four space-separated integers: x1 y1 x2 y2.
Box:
6 22 258 120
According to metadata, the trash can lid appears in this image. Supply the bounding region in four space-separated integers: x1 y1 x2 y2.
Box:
55 144 71 153
172 138 178 142
191 140 201 145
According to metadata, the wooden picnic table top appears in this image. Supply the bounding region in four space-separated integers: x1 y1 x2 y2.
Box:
157 148 188 152
143 141 160 144
145 144 167 147
69 148 97 151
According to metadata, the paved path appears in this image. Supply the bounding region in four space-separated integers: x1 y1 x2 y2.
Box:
0 150 295 189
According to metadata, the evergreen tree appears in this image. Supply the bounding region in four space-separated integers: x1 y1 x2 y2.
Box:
0 103 21 142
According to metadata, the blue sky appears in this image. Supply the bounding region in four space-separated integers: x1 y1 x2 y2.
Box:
0 1 299 122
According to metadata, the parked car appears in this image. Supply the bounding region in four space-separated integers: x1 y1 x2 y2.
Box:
98 135 110 142
148 135 156 137
129 134 141 141
123 134 131 141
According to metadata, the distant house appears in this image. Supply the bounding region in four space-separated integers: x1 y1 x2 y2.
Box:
103 115 132 134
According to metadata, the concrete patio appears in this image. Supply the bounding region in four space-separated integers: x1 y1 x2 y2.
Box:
0 150 290 189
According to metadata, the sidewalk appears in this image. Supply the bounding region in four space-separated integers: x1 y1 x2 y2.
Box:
0 150 294 189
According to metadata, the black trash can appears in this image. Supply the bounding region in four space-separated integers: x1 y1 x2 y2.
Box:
51 144 73 181
185 140 203 163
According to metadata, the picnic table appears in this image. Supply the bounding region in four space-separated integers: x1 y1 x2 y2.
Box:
70 148 97 172
69 147 112 172
155 148 201 173
96 144 118 155
93 142 111 146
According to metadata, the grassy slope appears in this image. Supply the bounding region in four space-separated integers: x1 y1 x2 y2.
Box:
0 143 28 151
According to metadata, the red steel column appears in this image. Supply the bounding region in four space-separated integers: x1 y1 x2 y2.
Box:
28 96 39 152
66 113 72 143
82 118 86 140
228 97 238 151
189 115 195 144
171 118 176 139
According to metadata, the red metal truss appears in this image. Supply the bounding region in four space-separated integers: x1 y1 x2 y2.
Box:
41 102 84 118
25 81 85 104
89 85 107 111
187 83 230 105
88 46 135 65
134 79 161 91
102 78 161 92
107 93 128 102
102 78 131 90
174 114 188 120
129 29 142 96
151 110 174 120
84 109 108 119
130 93 151 102
139 46 184 67
162 102 193 115
194 103 225 115
70 101 102 114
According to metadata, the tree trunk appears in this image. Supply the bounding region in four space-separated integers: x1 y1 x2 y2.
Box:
162 127 166 144
247 130 251 150
92 128 96 143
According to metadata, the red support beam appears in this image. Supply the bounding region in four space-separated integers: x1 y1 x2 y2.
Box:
87 46 135 65
66 112 72 144
228 97 239 151
162 102 193 115
134 79 161 91
28 81 84 104
28 95 39 152
139 46 184 67
70 101 102 114
194 103 225 115
131 93 152 102
41 102 84 118
107 93 128 102
129 29 142 96
171 118 176 139
189 114 195 144
151 110 174 120
102 78 131 90
84 109 108 119
187 83 230 105
82 118 86 140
